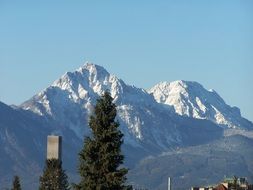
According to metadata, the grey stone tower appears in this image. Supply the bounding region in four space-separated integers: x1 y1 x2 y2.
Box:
47 135 62 161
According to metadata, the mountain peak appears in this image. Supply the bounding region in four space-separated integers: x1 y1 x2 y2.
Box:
21 63 253 134
170 80 204 90
77 62 110 77
51 62 113 95
155 80 205 91
149 80 252 129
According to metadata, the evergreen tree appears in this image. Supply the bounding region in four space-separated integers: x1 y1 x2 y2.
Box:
39 159 70 190
75 91 132 190
232 176 238 190
11 175 21 190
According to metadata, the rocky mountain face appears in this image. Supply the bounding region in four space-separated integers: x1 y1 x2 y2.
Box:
0 63 252 189
20 64 223 151
149 80 253 129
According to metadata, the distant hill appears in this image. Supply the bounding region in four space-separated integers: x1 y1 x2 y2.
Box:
129 135 253 190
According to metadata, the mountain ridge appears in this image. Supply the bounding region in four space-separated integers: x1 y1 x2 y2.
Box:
149 80 252 129
0 63 252 189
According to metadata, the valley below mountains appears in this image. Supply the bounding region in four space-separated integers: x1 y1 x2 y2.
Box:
0 63 252 190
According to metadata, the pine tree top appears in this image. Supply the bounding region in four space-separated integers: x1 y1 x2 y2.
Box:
39 159 70 190
12 175 21 190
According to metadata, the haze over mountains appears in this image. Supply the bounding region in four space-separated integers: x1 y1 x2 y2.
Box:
0 63 252 189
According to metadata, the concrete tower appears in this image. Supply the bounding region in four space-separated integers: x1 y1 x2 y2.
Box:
168 177 171 190
47 135 62 161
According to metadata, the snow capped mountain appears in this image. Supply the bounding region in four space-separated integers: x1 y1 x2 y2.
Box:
1 63 252 189
20 64 222 152
19 64 252 152
149 80 253 129
20 63 181 150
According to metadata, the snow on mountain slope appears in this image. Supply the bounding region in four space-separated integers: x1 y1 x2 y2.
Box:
0 64 232 189
149 80 253 129
20 64 222 152
20 63 181 150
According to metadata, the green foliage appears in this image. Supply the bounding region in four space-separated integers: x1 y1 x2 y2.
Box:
39 159 70 190
75 91 132 190
11 175 21 190
232 176 238 190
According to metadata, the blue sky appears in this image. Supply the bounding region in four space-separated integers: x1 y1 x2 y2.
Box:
0 1 252 121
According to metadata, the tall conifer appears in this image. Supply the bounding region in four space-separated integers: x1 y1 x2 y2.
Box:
39 159 70 190
75 92 132 190
11 175 21 190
